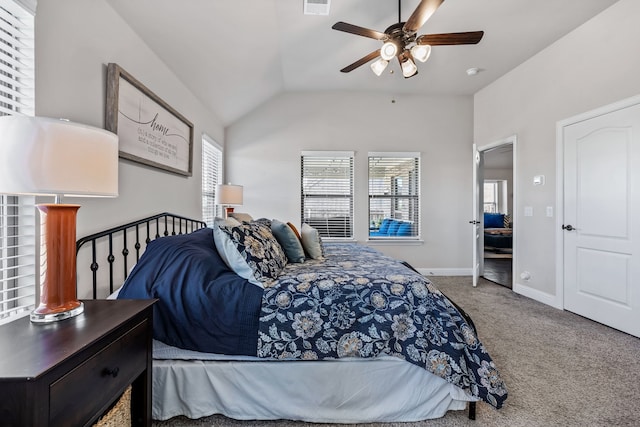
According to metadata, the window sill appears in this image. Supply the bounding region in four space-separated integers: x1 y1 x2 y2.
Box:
366 238 424 246
324 238 357 243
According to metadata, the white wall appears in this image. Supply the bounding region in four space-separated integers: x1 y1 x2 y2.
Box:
34 0 225 238
226 91 474 272
474 0 640 302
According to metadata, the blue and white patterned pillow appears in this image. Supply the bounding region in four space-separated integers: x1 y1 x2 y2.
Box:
214 220 287 287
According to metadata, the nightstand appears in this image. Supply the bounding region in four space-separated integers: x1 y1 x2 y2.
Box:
0 299 156 427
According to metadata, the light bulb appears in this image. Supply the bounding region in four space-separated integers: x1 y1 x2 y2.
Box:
380 41 398 61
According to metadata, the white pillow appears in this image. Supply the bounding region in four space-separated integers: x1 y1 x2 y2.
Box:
300 223 325 260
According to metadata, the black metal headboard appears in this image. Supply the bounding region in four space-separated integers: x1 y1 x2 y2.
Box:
76 212 207 299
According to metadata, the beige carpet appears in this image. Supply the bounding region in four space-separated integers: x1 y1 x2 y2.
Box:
153 277 640 427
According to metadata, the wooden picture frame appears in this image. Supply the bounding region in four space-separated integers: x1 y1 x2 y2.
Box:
106 63 193 176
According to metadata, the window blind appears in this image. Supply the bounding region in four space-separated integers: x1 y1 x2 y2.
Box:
0 0 35 324
301 151 354 238
368 153 420 238
202 134 223 226
0 196 36 324
0 0 35 117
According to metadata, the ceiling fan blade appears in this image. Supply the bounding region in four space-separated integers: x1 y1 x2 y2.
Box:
340 50 381 73
403 0 444 34
416 31 484 46
332 22 387 40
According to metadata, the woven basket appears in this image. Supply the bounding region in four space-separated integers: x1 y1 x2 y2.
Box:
93 385 131 427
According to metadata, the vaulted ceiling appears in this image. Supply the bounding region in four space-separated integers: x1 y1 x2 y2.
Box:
106 0 619 126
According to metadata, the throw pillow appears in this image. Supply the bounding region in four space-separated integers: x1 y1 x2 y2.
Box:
271 219 305 263
300 223 325 260
228 212 253 223
213 220 287 287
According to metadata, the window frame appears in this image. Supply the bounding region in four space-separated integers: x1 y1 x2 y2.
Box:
201 134 223 226
367 152 421 240
300 151 354 239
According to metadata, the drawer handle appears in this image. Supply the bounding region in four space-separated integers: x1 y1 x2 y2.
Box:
102 367 120 378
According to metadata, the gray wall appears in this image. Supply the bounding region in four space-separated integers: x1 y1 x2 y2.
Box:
225 92 474 272
34 0 224 238
474 0 640 305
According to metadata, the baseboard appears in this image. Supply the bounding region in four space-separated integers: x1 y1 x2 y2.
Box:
417 268 472 276
513 283 563 309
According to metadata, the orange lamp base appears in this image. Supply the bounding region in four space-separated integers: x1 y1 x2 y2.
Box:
30 204 84 323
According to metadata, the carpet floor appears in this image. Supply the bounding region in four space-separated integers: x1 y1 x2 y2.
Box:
153 277 640 427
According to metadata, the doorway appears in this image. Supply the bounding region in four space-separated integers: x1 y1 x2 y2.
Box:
476 138 515 288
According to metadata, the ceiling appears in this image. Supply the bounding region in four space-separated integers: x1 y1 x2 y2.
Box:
106 0 619 126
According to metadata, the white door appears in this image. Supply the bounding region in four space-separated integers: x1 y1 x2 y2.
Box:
471 145 482 287
562 102 640 338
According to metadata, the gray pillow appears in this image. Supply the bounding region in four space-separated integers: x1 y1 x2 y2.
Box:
271 219 305 263
228 212 253 223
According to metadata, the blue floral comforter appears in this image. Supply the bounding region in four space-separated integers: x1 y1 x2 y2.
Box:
257 243 507 409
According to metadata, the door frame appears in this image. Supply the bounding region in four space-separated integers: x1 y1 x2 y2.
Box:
555 93 640 310
474 135 517 287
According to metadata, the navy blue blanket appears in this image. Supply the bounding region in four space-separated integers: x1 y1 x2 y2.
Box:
258 243 507 409
117 228 263 355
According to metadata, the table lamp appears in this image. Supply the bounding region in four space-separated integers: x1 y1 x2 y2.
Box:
215 183 243 218
0 116 118 323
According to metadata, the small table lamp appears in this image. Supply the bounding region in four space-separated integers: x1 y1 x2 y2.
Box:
0 116 118 323
215 183 243 218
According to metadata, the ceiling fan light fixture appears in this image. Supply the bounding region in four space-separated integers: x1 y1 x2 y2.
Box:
411 44 431 63
370 58 389 76
380 41 399 61
401 56 418 78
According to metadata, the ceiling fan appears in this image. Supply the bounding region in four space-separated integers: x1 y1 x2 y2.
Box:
331 0 484 78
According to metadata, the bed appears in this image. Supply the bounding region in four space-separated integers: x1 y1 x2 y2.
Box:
76 213 507 423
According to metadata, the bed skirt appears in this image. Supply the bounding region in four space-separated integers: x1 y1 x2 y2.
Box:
152 356 474 423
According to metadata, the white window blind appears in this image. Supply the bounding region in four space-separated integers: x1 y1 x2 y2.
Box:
368 153 420 238
202 134 223 226
0 196 36 324
0 0 34 116
0 0 36 324
301 151 354 238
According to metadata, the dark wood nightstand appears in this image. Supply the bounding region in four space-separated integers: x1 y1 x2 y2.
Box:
0 299 156 427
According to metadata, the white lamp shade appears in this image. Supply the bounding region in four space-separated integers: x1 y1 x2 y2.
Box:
401 57 418 78
0 116 118 197
380 41 398 61
370 58 389 76
411 44 432 63
215 184 243 205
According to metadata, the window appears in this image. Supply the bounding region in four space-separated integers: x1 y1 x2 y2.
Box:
483 180 507 213
368 153 420 238
301 151 354 238
483 181 498 213
201 134 223 226
0 0 36 324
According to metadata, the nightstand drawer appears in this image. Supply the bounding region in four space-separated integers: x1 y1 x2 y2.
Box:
49 319 148 427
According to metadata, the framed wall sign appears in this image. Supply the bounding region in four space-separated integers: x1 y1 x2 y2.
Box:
106 63 193 176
